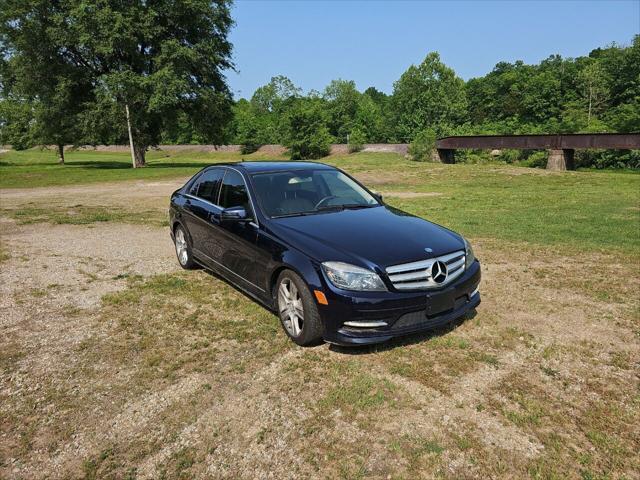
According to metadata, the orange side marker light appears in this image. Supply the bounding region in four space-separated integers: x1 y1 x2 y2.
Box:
314 290 328 305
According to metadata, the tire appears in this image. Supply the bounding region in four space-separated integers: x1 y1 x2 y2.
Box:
275 270 324 346
173 224 197 269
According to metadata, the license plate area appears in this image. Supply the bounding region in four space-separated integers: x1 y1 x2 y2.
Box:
425 291 454 317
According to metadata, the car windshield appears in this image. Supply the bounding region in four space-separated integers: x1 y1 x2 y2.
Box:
251 169 379 218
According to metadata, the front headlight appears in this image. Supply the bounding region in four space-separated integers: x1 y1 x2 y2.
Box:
463 238 476 269
321 261 387 291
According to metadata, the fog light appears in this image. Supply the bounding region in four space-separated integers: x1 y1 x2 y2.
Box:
343 320 388 328
470 287 479 298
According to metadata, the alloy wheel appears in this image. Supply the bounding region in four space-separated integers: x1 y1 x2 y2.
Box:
278 278 304 337
175 228 189 266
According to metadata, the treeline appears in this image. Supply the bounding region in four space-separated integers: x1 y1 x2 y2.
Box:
0 0 638 169
215 38 638 168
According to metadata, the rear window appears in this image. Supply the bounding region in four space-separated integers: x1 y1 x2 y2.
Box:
189 169 224 204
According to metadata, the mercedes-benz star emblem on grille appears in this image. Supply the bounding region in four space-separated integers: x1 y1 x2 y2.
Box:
431 261 448 284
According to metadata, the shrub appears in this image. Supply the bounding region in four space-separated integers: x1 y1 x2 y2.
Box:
408 128 436 161
347 128 367 153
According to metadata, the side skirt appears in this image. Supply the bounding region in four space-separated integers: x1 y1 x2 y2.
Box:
192 255 276 312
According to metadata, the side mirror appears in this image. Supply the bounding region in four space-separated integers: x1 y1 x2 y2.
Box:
372 191 383 203
221 206 251 222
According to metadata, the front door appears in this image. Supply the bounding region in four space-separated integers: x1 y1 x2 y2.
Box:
216 169 265 296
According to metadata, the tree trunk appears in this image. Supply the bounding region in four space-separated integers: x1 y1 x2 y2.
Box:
57 144 65 164
587 87 593 127
125 103 146 168
133 143 146 167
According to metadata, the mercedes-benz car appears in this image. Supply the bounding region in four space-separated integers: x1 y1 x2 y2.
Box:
169 161 481 346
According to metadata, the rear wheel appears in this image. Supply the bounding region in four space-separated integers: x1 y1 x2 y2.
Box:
174 224 196 269
276 270 323 346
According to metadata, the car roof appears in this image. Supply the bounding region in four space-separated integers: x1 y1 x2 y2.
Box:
206 161 335 174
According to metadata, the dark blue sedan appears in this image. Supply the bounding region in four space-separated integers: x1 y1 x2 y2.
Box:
169 161 481 346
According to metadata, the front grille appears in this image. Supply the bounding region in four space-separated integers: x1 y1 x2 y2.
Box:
385 250 465 290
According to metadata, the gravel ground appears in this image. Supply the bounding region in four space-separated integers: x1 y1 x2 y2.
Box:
0 178 638 479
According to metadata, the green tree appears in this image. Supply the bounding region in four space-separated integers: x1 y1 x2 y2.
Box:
0 96 33 150
355 94 385 142
282 99 333 160
348 127 366 153
233 99 273 153
251 75 301 114
0 0 235 167
248 76 301 145
578 60 610 127
323 79 361 142
390 52 467 141
0 6 92 162
408 128 437 162
605 101 640 133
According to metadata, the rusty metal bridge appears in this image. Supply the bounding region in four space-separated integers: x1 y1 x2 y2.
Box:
435 133 640 170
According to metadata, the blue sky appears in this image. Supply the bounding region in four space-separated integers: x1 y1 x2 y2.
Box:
228 0 639 99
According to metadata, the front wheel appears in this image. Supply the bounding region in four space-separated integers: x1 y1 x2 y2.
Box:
174 224 196 269
276 270 323 346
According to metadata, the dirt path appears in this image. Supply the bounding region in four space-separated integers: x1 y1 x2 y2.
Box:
0 178 189 210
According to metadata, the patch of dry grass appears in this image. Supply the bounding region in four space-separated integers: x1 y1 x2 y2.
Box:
1 204 168 227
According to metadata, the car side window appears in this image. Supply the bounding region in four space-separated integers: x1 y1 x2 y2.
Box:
190 169 224 204
219 170 251 212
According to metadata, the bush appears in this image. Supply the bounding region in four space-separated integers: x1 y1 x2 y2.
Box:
498 149 521 164
348 128 366 153
240 143 260 154
408 128 436 161
283 100 334 160
288 126 332 160
575 149 640 169
456 150 494 164
521 151 548 169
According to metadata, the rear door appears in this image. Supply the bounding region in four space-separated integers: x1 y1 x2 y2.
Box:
182 168 225 265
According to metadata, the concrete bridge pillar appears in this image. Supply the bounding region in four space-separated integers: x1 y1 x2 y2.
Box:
437 149 455 164
546 149 575 171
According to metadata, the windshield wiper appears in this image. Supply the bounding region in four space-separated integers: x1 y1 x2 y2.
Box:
316 205 346 212
271 212 313 218
316 204 376 212
272 204 376 218
342 204 377 210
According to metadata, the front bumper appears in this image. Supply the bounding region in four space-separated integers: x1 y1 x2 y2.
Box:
320 260 481 346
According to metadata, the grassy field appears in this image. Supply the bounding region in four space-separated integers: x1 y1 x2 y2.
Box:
2 148 639 255
1 148 639 479
0 148 288 188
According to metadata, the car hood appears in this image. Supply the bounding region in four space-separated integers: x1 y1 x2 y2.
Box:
269 205 464 270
